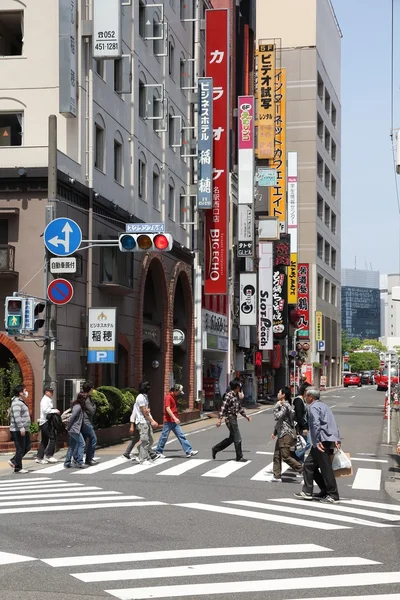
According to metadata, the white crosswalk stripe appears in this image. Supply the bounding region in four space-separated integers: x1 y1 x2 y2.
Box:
30 454 385 490
38 544 400 600
0 478 163 515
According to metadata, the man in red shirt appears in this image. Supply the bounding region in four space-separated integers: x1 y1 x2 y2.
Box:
155 384 198 458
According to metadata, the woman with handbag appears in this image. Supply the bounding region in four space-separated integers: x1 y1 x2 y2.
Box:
268 387 303 482
64 393 88 469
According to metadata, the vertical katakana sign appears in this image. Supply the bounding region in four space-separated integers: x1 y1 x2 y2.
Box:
204 9 229 295
269 69 287 232
198 78 213 209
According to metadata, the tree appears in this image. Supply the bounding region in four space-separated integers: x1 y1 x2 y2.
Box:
348 352 380 373
361 339 387 353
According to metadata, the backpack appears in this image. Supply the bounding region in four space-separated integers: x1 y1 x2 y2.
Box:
60 408 72 426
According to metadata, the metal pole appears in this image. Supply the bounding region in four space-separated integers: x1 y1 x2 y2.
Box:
44 114 58 402
387 354 392 444
293 329 297 396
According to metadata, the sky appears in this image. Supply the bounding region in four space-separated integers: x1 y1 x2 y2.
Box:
332 0 400 274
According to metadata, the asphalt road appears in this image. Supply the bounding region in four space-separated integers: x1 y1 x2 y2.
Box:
0 386 399 600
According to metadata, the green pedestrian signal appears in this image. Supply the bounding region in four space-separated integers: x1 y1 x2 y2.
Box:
5 296 23 334
7 315 21 328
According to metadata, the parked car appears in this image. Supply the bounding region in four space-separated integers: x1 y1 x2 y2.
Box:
375 367 399 391
360 371 372 385
344 373 362 388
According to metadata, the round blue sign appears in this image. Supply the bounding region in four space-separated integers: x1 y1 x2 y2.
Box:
47 278 74 305
44 218 82 257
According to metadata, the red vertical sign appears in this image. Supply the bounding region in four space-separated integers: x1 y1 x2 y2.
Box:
204 9 229 295
297 263 310 339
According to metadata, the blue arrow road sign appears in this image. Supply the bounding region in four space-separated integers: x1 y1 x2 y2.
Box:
44 218 82 257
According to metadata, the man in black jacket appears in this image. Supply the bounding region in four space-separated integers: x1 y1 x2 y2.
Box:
293 382 311 463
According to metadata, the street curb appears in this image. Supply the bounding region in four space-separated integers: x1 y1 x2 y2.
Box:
385 409 400 503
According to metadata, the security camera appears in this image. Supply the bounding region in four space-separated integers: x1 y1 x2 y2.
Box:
68 177 75 185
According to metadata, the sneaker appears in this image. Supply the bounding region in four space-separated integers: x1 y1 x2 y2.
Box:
294 491 313 500
8 460 15 469
212 447 217 460
155 453 166 459
15 469 29 474
150 454 160 461
76 463 88 469
186 450 199 458
236 457 247 463
320 495 339 504
35 459 48 464
123 454 131 460
139 460 152 466
313 491 327 499
45 457 58 463
85 460 97 466
267 475 282 482
64 463 71 468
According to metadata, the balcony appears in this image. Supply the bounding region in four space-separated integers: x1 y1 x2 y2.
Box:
0 245 17 278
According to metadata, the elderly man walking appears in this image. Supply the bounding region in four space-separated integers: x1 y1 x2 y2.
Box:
295 387 341 504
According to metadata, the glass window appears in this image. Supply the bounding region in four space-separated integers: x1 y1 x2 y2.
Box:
96 60 105 79
95 125 105 172
317 194 323 219
317 153 323 180
331 140 337 162
0 113 23 146
317 113 323 141
331 213 337 234
168 183 175 221
152 90 161 133
0 12 23 56
331 177 337 199
139 0 146 37
317 234 323 259
114 59 123 93
317 275 324 298
153 167 160 210
153 16 163 55
332 104 337 127
180 190 186 229
331 248 337 270
169 39 175 78
114 138 123 184
138 156 146 200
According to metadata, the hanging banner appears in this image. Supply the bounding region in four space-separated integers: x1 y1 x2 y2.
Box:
273 235 290 267
59 0 77 117
256 167 277 187
315 311 323 341
204 9 229 295
270 69 287 232
197 77 214 209
257 44 275 159
258 241 273 350
272 266 288 339
239 273 257 326
238 96 255 205
93 0 122 59
297 263 310 338
287 152 298 303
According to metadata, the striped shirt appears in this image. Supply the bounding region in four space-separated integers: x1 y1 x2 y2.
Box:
9 397 31 432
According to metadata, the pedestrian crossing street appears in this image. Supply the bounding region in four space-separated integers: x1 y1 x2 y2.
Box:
175 497 400 531
31 543 400 599
0 476 165 515
33 452 387 491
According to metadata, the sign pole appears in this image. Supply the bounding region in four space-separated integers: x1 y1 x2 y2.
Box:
387 353 392 444
44 115 58 402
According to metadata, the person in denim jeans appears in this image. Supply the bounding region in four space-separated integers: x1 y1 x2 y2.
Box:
9 384 32 474
64 393 87 469
78 381 97 466
155 385 198 458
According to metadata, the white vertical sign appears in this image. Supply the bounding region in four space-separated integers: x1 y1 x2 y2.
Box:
287 152 298 251
239 273 257 326
59 0 77 117
258 242 273 350
93 0 122 59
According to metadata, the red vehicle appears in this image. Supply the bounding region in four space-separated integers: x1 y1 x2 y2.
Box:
343 373 362 388
375 367 399 391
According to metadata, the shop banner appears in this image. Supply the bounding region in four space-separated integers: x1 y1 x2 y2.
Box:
273 235 290 267
88 308 117 363
239 273 257 326
258 241 273 350
238 96 254 205
270 69 287 233
287 152 298 303
272 266 288 339
204 9 229 295
256 167 277 187
315 311 323 341
297 263 310 338
257 44 275 159
197 77 213 209
288 254 297 304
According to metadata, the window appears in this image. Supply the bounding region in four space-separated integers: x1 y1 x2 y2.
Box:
331 176 337 199
168 38 175 78
95 118 105 172
317 72 324 101
0 12 23 56
324 241 330 266
331 248 337 270
152 90 161 133
325 89 331 116
138 155 147 200
180 56 186 90
331 140 337 163
317 274 324 298
331 285 336 306
153 166 160 210
325 127 330 154
180 189 186 229
114 135 123 184
0 220 8 244
139 78 147 119
96 60 105 79
331 212 337 234
139 0 146 37
101 243 133 289
325 280 330 303
180 0 186 20
0 113 22 146
317 113 323 141
114 59 123 93
168 112 176 148
324 204 330 228
332 104 337 127
324 165 330 191
317 234 323 259
168 182 175 221
317 153 323 180
153 16 163 56
317 194 323 219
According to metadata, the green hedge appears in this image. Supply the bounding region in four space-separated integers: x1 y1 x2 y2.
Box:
94 386 137 427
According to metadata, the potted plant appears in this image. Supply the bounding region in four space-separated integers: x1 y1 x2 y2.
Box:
0 361 22 442
29 422 40 442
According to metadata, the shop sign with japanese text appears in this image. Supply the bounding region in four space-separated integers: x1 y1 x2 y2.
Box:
238 96 254 205
204 9 229 295
315 311 323 342
258 241 273 350
287 152 298 303
88 308 117 363
197 78 214 209
273 235 290 267
297 263 310 338
239 273 257 326
272 266 287 339
257 44 275 159
269 69 287 232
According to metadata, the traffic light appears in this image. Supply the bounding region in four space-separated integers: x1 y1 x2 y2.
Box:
33 301 46 332
5 297 23 333
118 233 173 252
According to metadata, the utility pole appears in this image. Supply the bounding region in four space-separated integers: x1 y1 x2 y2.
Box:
43 115 58 402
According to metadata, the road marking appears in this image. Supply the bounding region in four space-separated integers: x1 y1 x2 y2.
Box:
350 395 355 398
0 477 52 485
328 405 336 409
0 551 37 565
0 490 125 501
73 556 378 583
352 468 382 491
116 459 173 475
281 596 400 600
42 544 331 568
350 457 388 463
0 501 164 515
341 499 400 512
225 500 396 528
203 460 251 478
105 571 400 600
34 463 68 474
256 451 274 455
251 461 290 481
158 459 210 476
0 484 89 495
270 498 400 522
72 457 127 474
0 495 142 508
175 503 348 530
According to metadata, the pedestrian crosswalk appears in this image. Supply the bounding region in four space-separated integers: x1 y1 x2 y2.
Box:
32 455 386 491
0 476 165 515
37 543 400 599
175 497 400 531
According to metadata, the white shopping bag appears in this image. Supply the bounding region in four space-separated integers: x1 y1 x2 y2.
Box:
332 448 352 471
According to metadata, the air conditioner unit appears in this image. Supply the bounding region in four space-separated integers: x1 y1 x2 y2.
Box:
64 379 85 410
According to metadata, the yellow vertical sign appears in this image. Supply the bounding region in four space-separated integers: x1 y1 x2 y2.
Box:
257 44 275 159
315 311 323 341
288 253 297 304
270 68 286 232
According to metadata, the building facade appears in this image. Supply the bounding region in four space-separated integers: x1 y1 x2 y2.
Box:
256 0 342 387
380 273 400 349
342 269 380 340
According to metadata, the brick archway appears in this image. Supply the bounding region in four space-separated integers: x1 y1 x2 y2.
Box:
118 332 131 387
0 333 35 415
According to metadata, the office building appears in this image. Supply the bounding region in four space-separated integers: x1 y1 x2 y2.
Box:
342 269 380 340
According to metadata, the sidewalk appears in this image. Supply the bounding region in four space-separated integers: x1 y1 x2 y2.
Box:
385 408 400 503
0 405 268 477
